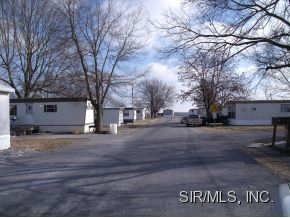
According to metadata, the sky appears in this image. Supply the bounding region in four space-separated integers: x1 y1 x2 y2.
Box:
136 0 194 112
132 0 274 112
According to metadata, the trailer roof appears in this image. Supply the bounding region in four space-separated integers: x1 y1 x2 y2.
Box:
227 100 290 104
10 97 88 103
0 83 14 93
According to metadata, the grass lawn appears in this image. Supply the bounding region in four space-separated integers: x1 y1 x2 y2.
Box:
11 138 87 151
203 125 285 132
122 117 161 129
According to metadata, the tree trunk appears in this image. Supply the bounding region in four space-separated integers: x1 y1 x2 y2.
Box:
206 108 211 118
95 104 103 133
150 106 154 118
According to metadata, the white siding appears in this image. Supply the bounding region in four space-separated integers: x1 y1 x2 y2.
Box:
136 108 146 120
84 100 95 132
0 93 11 149
12 100 94 133
229 119 271 125
103 108 123 127
229 102 290 125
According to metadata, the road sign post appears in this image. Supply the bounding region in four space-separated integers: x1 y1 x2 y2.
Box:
210 103 219 124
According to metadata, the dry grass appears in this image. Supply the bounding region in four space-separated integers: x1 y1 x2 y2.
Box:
122 118 161 129
11 138 86 151
244 148 290 180
254 137 286 144
203 125 285 133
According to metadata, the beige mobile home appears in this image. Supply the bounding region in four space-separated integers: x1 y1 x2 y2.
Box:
227 100 290 125
0 84 14 150
10 98 94 133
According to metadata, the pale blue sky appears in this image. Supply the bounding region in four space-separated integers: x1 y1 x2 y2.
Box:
128 0 270 112
138 0 194 112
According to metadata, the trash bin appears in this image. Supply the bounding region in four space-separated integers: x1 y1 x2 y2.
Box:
110 123 118 134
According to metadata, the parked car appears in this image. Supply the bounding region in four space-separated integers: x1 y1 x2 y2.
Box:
180 116 188 124
201 113 228 125
186 114 203 127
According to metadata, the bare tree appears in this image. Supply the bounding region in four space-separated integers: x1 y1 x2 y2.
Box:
179 51 249 116
158 0 290 90
0 0 70 98
138 79 175 117
57 0 149 133
45 72 88 97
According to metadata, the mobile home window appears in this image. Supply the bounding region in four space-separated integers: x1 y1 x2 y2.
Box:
281 104 290 112
44 104 57 113
10 105 17 116
228 105 235 119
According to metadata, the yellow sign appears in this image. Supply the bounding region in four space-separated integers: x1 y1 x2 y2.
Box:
210 103 219 112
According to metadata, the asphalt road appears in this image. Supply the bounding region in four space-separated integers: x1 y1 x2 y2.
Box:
0 117 287 216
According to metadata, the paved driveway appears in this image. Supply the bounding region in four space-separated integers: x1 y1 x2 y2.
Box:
0 117 287 216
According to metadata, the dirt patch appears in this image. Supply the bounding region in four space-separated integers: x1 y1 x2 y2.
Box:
122 118 161 129
206 125 290 179
203 125 285 133
254 137 286 144
125 124 143 129
244 147 290 180
11 138 86 151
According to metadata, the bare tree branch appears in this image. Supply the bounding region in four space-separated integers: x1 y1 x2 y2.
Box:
58 0 149 133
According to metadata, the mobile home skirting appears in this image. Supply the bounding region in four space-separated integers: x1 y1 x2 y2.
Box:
229 119 272 125
34 123 94 133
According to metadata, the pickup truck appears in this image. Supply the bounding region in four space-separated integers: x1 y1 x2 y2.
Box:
186 114 203 127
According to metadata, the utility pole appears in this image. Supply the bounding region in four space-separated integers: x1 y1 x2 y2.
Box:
131 84 134 107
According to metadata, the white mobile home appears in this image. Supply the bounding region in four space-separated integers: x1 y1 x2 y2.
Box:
10 98 94 133
227 100 290 125
163 109 174 117
103 108 124 127
0 84 14 150
123 107 136 123
136 108 146 120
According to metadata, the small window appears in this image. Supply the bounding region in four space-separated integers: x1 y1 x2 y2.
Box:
228 105 236 119
281 104 290 112
10 105 17 116
44 104 57 113
251 107 256 111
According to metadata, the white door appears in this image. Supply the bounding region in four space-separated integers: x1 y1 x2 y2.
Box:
25 103 34 124
26 104 33 115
